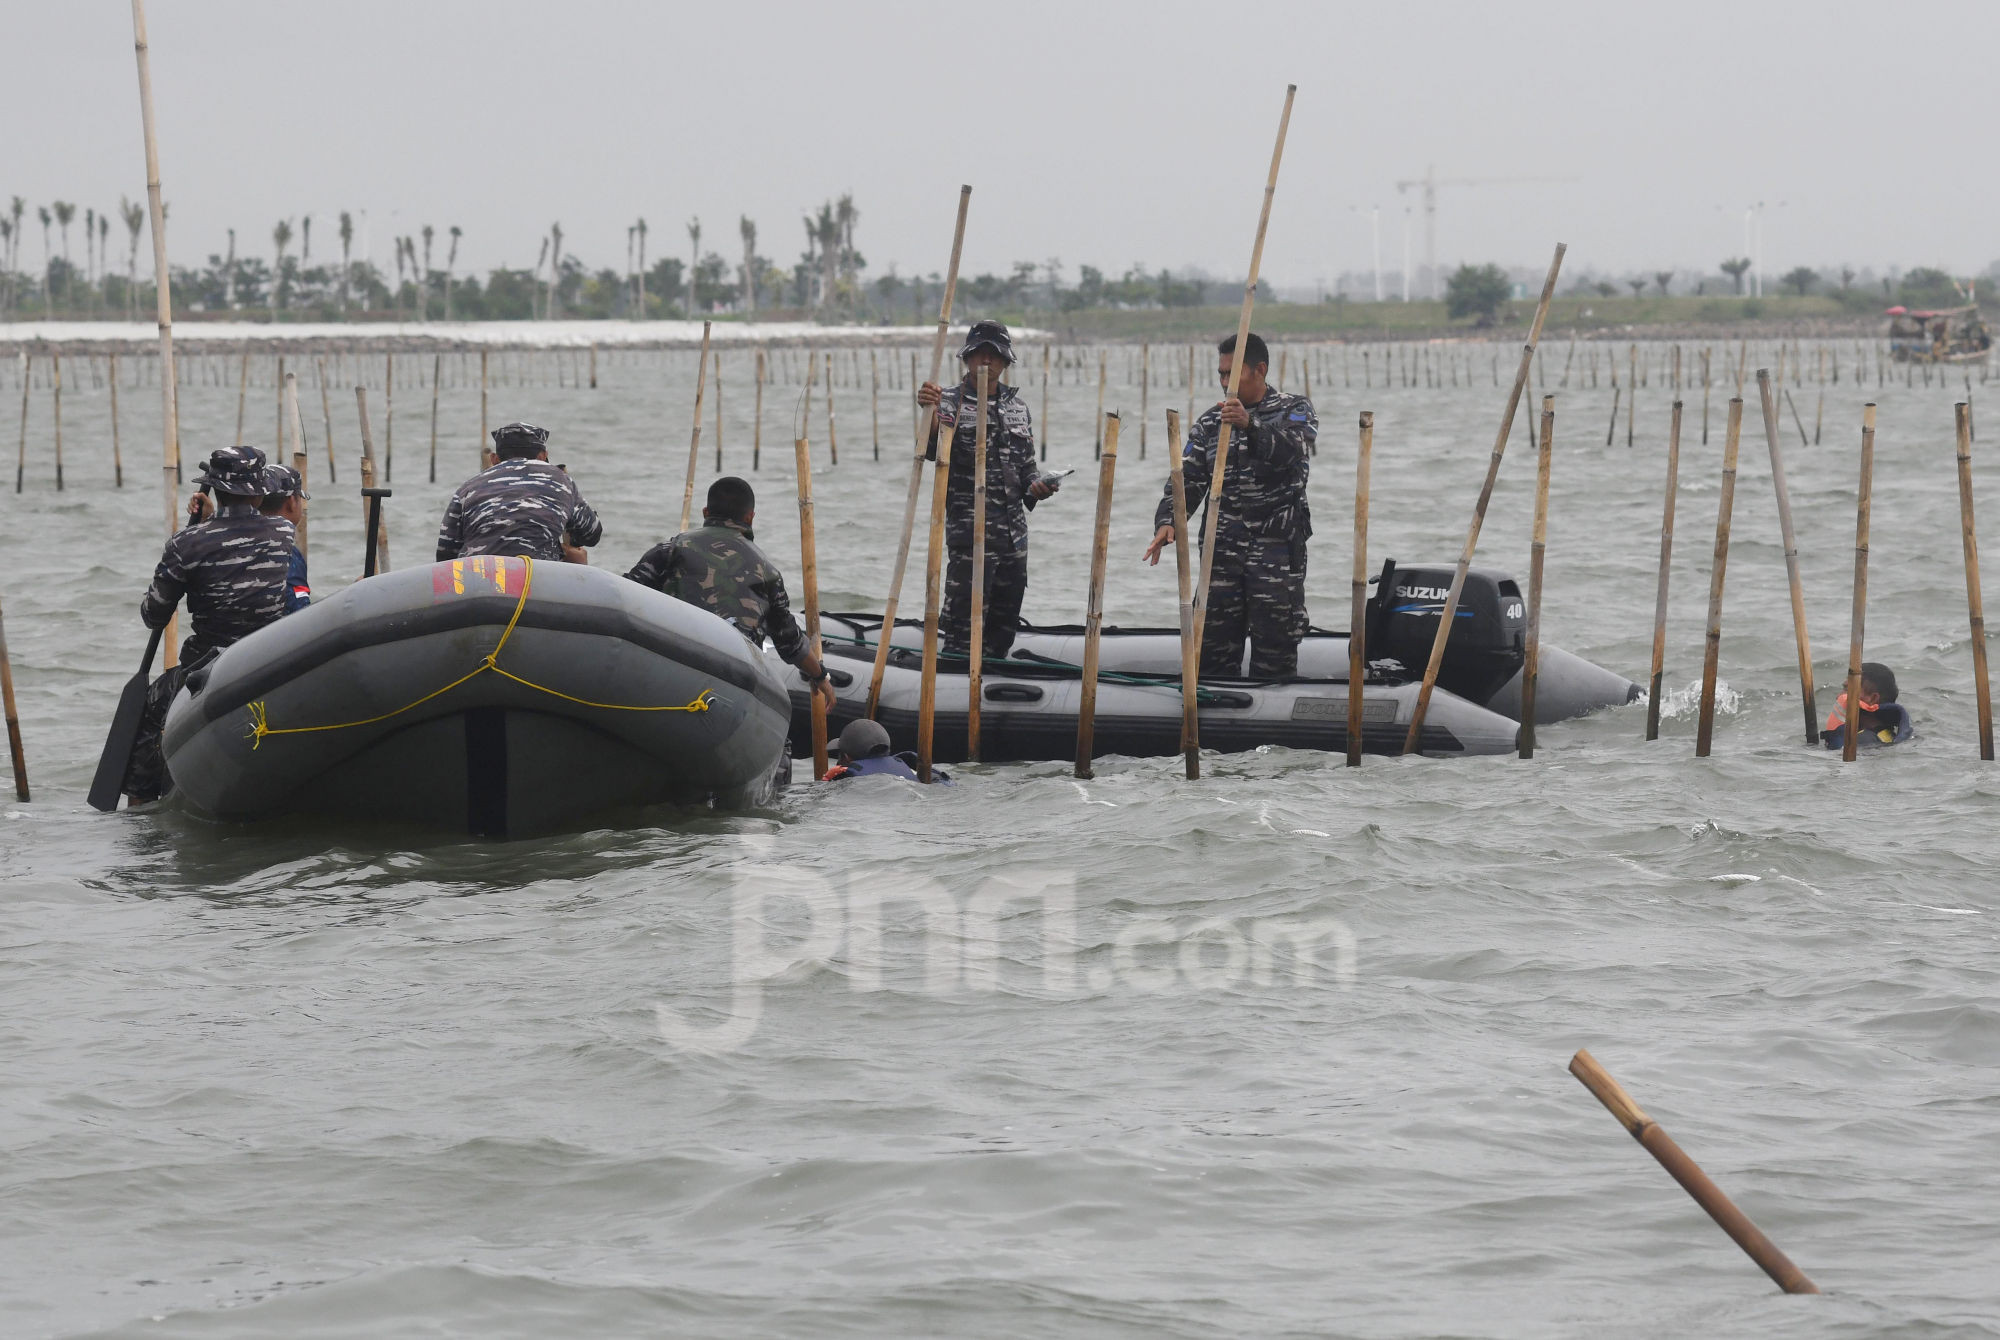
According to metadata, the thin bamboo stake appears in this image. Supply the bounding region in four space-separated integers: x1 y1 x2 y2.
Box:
1955 402 1994 760
588 342 597 389
285 371 310 557
51 353 64 491
678 321 713 531
1140 342 1150 458
794 420 827 779
1625 345 1636 448
479 349 489 468
916 379 954 784
1520 395 1553 758
1645 400 1684 741
1697 398 1745 757
1842 403 1876 762
714 351 724 470
870 348 880 462
1191 84 1297 668
1756 370 1818 744
13 353 27 493
869 185 971 724
1604 385 1620 447
1039 343 1051 462
316 356 337 482
0 592 28 801
1348 410 1373 768
427 353 441 482
1784 387 1810 447
1093 349 1106 458
132 0 181 666
1167 407 1198 778
109 353 123 487
1076 411 1119 779
967 366 990 762
752 348 764 471
384 353 394 482
274 355 285 457
1402 243 1565 754
1569 1049 1819 1295
355 386 390 572
824 353 838 465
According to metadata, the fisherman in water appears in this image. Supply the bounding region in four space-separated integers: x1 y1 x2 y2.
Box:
125 445 300 802
819 718 947 783
1142 332 1318 676
436 421 601 563
1821 662 1915 749
625 476 836 714
915 320 1061 662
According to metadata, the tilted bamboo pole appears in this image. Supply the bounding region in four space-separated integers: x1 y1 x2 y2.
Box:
678 321 713 531
1166 407 1198 778
1756 370 1818 744
1075 412 1120 779
867 185 971 722
1842 403 1876 761
1401 243 1565 755
1520 395 1554 758
793 420 827 779
1955 402 1994 759
1645 400 1683 741
1348 410 1373 768
967 366 990 762
1696 398 1745 757
132 0 181 667
0 592 28 801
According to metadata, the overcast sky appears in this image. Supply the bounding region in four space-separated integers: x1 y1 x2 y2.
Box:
8 0 1996 290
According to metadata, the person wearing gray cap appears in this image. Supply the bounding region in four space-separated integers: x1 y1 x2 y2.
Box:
915 320 1062 661
820 717 948 783
436 421 602 563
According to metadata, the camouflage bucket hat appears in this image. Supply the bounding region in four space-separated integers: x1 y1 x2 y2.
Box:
959 319 1016 365
262 463 309 501
195 445 271 496
491 421 551 454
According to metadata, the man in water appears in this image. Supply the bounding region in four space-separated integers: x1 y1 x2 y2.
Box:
1142 332 1317 676
625 476 836 713
126 445 298 801
1822 662 1915 749
914 320 1060 661
436 421 601 563
822 718 918 781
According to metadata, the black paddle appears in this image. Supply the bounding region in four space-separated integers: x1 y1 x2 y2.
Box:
87 625 164 813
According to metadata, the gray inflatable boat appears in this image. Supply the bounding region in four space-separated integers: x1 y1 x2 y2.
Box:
161 557 791 836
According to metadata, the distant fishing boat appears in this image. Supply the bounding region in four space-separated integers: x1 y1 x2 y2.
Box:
1887 304 1993 365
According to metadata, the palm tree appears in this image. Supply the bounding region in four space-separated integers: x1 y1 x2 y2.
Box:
635 217 648 319
225 227 238 309
273 218 293 313
300 214 311 265
84 207 97 309
121 199 144 320
548 222 563 318
419 224 433 320
1719 257 1751 295
38 206 53 311
625 224 636 313
739 215 757 317
686 216 701 316
97 212 109 313
1655 271 1673 296
1626 277 1647 298
815 203 839 310
835 193 857 283
533 236 549 319
338 211 354 312
445 225 461 319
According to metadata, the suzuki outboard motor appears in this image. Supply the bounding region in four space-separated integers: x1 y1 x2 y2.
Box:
1365 558 1526 705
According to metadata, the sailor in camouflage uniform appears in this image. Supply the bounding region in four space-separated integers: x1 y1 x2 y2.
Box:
125 446 300 801
915 320 1060 660
436 421 602 562
1143 332 1318 677
625 476 837 713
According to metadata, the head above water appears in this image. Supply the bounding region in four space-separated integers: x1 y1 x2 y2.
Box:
492 421 551 461
837 717 892 761
703 476 756 527
1216 332 1271 404
1861 661 1898 705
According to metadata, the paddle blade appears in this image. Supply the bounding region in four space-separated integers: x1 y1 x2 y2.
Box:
87 628 163 813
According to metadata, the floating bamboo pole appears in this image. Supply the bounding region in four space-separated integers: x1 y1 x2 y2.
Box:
354 385 390 572
1756 370 1818 744
109 352 123 487
1842 403 1876 762
1520 395 1554 758
1645 400 1683 741
1348 410 1373 768
132 0 181 666
793 418 827 779
0 592 27 801
678 321 713 531
967 366 990 762
868 185 971 724
1166 407 1198 779
1696 398 1745 757
1955 402 1994 760
1076 411 1119 779
1402 243 1565 755
1569 1049 1819 1295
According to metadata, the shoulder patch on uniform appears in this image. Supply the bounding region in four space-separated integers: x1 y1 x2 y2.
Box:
1289 412 1310 421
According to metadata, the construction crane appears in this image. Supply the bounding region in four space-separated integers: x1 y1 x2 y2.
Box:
1394 165 1577 300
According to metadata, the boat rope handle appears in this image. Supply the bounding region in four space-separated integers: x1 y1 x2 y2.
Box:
245 556 714 749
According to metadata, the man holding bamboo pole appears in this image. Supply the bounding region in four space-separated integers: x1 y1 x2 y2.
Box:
915 321 1062 661
1142 332 1318 676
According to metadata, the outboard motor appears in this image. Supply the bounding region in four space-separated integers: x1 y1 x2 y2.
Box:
1365 558 1526 705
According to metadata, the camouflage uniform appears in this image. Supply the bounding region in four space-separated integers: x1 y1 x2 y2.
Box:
926 380 1041 659
1155 390 1318 676
436 458 603 562
625 519 811 665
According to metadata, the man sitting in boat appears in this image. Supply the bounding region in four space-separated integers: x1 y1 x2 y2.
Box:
436 421 602 563
1821 662 1914 749
125 445 298 803
625 476 836 713
820 718 947 783
186 463 311 613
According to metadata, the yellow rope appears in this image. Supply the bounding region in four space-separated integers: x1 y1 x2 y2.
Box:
245 556 714 748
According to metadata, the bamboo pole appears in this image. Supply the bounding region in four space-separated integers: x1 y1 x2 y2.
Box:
588 342 597 389
132 0 181 667
1076 412 1120 779
1756 370 1818 744
967 366 990 762
1626 344 1636 448
916 381 954 784
1841 403 1876 761
479 349 489 468
1039 343 1051 462
355 385 389 572
678 321 713 531
1955 402 1994 760
1401 243 1565 754
824 353 838 465
274 355 285 457
1645 400 1684 741
1167 407 1198 778
51 352 64 491
1701 349 1712 445
109 352 123 487
427 352 441 482
14 353 26 493
315 356 337 482
1348 410 1373 768
794 418 827 779
0 592 27 800
1569 1049 1819 1295
714 351 724 470
285 371 310 558
1520 395 1554 758
1140 342 1150 459
870 348 881 462
753 348 764 471
1604 385 1620 447
383 353 394 482
868 185 971 724
1191 84 1297 669
1093 349 1106 458
1697 398 1745 757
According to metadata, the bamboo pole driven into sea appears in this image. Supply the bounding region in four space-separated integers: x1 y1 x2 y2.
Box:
1519 395 1554 758
109 353 123 487
1696 398 1745 758
1842 403 1876 762
132 0 181 666
1348 410 1373 769
354 385 390 573
967 367 990 762
1756 369 1818 744
1166 408 1198 779
1075 411 1119 780
1644 400 1683 741
0 592 28 801
678 321 713 532
1954 402 1994 760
